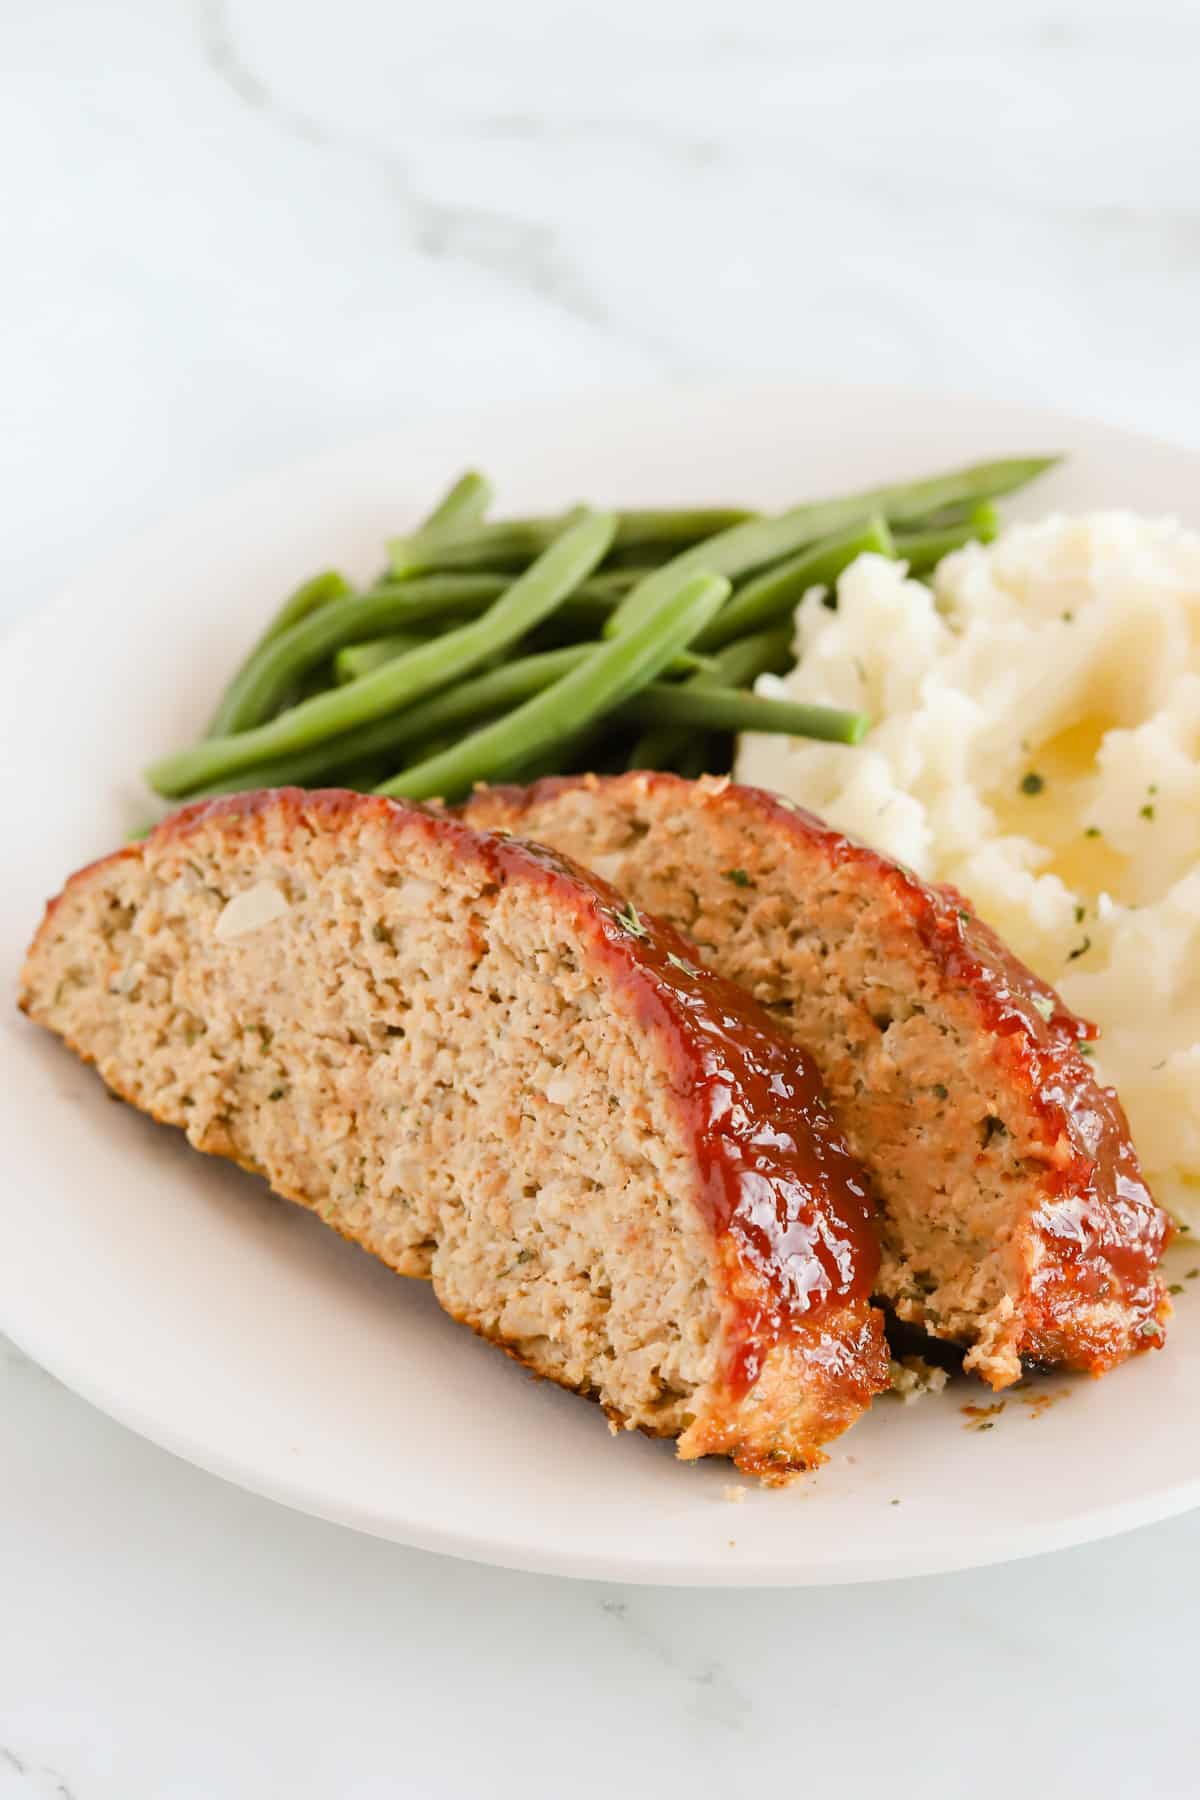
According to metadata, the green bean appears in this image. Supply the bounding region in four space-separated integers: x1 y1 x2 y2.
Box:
376 571 730 802
203 471 489 737
579 568 657 596
194 647 593 795
202 576 511 734
707 625 795 686
387 509 755 577
625 625 794 770
147 511 617 797
895 502 999 574
422 469 493 534
694 518 894 651
207 570 352 736
604 455 1059 639
334 634 430 685
623 684 867 744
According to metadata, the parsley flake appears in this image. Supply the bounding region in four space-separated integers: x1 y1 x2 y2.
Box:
1140 803 1156 821
613 902 649 940
1067 936 1092 961
666 952 700 978
1084 826 1102 839
723 868 753 888
1020 772 1045 796
1169 1284 1184 1296
1078 1042 1096 1058
1073 903 1086 924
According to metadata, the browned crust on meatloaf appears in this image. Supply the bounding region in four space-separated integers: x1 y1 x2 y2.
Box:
19 787 889 1476
462 772 1172 1388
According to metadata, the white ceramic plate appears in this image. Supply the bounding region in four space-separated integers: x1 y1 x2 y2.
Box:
2 384 1197 1586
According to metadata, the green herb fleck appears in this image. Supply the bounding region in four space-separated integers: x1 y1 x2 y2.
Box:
932 1083 949 1101
723 868 752 888
1169 1283 1184 1296
1084 825 1102 839
1187 1269 1199 1280
1078 1042 1096 1058
1148 784 1159 795
1067 936 1092 961
889 1498 901 1506
1020 772 1045 796
613 902 649 940
1140 803 1156 821
1061 610 1074 622
667 952 700 978
1139 1320 1163 1340
982 1115 1008 1146
958 908 971 924
268 1087 286 1102
1073 903 1086 924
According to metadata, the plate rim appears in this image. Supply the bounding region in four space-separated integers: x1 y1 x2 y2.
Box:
4 378 1198 1586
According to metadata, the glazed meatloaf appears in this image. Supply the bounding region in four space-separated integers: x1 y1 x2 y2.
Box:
463 772 1172 1388
19 788 890 1476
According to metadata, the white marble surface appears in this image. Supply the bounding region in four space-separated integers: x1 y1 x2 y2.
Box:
3 2 1200 1794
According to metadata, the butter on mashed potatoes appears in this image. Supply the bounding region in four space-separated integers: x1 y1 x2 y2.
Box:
736 514 1200 1227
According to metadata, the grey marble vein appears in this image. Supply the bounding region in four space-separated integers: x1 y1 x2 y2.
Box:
0 1746 74 1799
599 1597 751 1731
191 0 691 368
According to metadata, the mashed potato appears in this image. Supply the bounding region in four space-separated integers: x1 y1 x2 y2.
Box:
736 515 1200 1227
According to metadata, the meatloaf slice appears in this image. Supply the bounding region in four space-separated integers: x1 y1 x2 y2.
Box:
463 772 1171 1389
19 787 889 1477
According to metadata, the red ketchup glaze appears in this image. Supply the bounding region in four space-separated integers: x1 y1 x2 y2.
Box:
470 773 1171 1363
482 834 882 1399
748 788 1172 1349
155 789 883 1403
917 885 1170 1336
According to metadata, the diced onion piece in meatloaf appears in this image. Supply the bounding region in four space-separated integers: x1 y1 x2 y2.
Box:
462 772 1172 1389
18 788 889 1477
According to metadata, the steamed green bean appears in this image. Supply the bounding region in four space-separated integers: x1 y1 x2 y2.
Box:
147 511 616 797
694 518 894 651
376 571 730 802
624 683 867 743
206 570 352 737
895 502 999 574
604 455 1058 639
334 634 430 685
387 509 755 578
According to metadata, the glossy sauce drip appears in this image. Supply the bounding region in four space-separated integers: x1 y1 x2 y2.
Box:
485 831 881 1399
473 777 1171 1365
722 787 1170 1341
917 882 1168 1317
